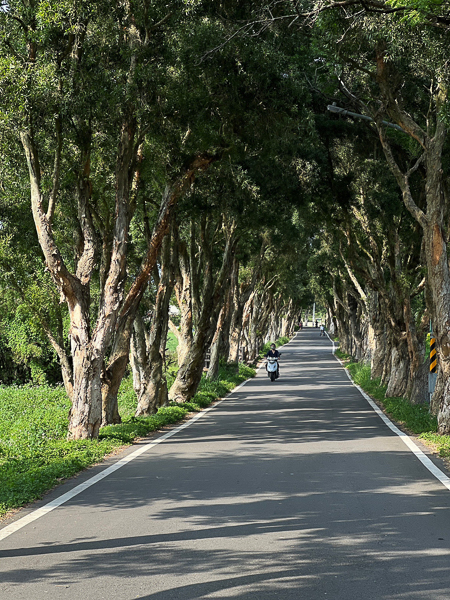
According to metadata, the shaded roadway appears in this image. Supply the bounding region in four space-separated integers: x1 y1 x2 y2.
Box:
1 330 450 599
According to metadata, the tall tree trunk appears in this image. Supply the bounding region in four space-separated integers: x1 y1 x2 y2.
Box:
237 290 254 363
379 114 449 417
100 155 218 425
375 55 450 428
130 311 148 399
169 231 194 368
21 119 136 439
385 336 410 398
218 285 234 361
207 301 229 380
371 324 388 381
404 295 428 404
135 235 174 416
247 293 261 361
227 257 262 363
169 221 237 402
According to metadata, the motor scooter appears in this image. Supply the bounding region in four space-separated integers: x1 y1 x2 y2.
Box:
266 355 280 382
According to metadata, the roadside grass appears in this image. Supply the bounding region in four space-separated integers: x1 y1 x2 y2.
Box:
335 350 450 458
166 331 178 354
0 361 256 519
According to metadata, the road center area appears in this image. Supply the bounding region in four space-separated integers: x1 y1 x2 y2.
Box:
1 331 450 600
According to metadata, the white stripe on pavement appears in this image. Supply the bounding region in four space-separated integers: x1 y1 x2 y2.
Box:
0 364 262 543
336 355 450 493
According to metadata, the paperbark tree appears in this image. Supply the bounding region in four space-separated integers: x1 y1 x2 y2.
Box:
3 0 201 438
21 114 138 438
100 153 220 425
169 217 238 402
133 233 174 416
227 243 267 362
309 0 450 421
370 48 449 417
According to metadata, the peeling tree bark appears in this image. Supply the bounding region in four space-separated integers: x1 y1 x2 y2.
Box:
375 58 449 426
228 245 265 363
134 233 174 416
100 154 220 425
207 297 230 381
21 118 136 439
169 220 238 402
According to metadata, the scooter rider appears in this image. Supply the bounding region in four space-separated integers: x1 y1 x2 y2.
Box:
266 343 281 378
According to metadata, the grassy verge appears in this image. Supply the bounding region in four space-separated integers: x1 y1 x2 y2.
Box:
334 349 450 459
0 361 256 519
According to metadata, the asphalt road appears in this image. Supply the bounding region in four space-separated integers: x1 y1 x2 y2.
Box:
2 331 450 599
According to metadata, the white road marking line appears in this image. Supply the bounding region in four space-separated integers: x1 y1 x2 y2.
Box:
325 332 336 353
335 354 450 493
1 377 259 542
8 332 422 544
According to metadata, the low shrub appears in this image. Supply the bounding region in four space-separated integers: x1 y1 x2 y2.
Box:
347 363 387 403
335 348 353 362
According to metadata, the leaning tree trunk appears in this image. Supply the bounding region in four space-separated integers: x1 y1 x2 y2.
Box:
169 221 237 402
21 120 135 439
169 247 217 403
135 237 174 416
99 155 218 425
168 332 211 403
207 301 229 380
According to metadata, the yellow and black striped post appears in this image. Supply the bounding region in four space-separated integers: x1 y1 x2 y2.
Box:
430 337 437 374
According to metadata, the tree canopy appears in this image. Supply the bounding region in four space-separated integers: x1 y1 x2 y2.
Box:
2 0 450 435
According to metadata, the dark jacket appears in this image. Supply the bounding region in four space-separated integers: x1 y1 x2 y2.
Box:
266 349 280 358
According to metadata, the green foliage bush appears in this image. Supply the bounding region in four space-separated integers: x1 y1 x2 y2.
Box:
0 384 120 517
347 363 387 403
0 300 63 386
382 397 437 435
99 405 190 445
